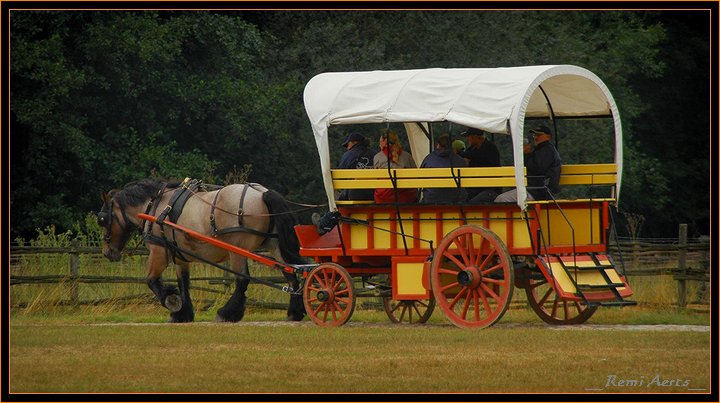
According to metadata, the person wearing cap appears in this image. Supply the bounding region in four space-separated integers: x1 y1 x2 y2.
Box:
459 127 502 202
495 125 562 202
336 132 376 201
419 134 468 204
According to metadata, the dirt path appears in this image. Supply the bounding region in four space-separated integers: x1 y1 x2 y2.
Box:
31 321 709 332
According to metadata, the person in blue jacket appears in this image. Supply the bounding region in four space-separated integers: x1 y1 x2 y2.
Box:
419 134 468 203
337 132 375 201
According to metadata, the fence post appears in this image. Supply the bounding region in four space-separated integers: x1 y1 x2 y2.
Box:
677 224 687 309
632 239 640 270
70 240 80 304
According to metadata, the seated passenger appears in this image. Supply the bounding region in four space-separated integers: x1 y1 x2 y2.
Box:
336 132 375 201
495 125 561 202
373 129 418 203
419 134 468 204
460 127 502 202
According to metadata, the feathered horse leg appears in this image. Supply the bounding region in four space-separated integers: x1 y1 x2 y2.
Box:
169 262 194 323
215 255 250 322
145 244 183 320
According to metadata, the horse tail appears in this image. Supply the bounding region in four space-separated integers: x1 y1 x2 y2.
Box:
261 189 304 264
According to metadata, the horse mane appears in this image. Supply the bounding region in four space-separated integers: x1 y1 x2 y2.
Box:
114 178 174 208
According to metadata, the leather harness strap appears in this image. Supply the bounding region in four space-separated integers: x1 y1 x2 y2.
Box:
209 183 278 239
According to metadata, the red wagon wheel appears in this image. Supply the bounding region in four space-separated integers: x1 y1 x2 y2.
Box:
525 277 598 325
430 225 514 329
382 297 435 324
303 263 356 327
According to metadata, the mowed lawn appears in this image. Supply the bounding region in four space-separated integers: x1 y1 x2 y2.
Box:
9 309 711 394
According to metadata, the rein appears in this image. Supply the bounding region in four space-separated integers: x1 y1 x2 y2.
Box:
184 183 327 218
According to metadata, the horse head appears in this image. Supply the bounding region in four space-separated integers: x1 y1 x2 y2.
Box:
98 189 136 262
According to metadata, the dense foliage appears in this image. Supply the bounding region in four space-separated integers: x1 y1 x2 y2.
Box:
9 10 710 239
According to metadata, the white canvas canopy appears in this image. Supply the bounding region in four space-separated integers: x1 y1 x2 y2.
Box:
303 65 623 211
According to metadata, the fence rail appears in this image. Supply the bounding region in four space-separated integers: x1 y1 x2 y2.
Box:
10 225 710 309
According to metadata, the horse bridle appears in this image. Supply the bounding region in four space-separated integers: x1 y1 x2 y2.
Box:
98 197 138 249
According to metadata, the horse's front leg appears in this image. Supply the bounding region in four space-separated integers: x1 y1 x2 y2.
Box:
169 263 195 323
145 244 182 315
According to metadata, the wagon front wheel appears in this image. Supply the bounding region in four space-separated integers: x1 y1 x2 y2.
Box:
382 297 435 324
303 263 356 327
430 225 514 329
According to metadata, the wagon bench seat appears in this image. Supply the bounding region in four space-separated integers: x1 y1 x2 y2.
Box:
332 163 617 195
332 166 522 190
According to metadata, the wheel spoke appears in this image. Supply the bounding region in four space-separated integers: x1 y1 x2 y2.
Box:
412 303 423 321
538 287 553 306
529 279 548 290
453 237 471 267
482 276 504 285
473 288 480 321
448 287 468 309
481 262 504 276
478 249 497 270
466 233 477 268
318 304 326 321
474 236 486 266
439 267 460 275
460 288 472 320
479 287 493 316
440 281 460 293
563 301 570 320
332 301 343 318
551 298 559 318
442 251 466 270
480 283 500 302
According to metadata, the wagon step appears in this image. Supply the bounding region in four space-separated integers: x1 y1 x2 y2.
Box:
535 253 634 307
587 300 638 307
561 264 616 271
576 283 626 290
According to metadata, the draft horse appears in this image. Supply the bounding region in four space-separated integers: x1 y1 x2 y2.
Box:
98 178 306 323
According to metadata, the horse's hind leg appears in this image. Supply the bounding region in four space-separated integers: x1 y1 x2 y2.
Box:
283 271 305 322
169 263 195 323
216 255 250 322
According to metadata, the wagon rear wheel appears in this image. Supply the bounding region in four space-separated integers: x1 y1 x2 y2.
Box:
525 277 598 325
430 225 514 329
303 263 356 327
382 297 435 324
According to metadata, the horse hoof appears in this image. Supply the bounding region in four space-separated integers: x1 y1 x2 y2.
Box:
214 315 228 322
164 295 182 313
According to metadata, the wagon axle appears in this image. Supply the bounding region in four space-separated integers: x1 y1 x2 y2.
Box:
457 267 482 288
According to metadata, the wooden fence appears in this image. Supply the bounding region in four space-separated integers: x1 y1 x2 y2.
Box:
10 225 709 310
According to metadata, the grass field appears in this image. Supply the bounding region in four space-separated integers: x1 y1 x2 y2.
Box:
8 305 712 394
9 249 713 395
